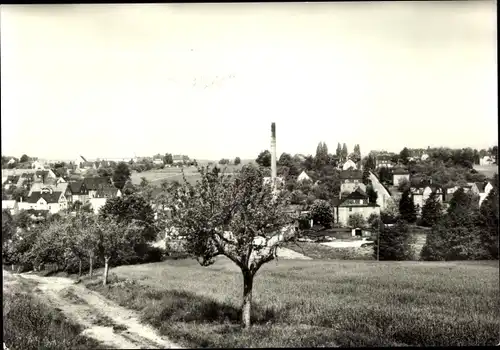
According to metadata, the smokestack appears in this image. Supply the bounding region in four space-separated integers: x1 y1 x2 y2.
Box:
271 122 277 182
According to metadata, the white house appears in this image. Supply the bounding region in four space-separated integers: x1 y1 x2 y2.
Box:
479 156 494 166
421 154 430 161
478 182 494 206
411 186 443 213
392 168 410 186
297 170 311 182
342 159 357 171
31 160 46 170
24 187 68 214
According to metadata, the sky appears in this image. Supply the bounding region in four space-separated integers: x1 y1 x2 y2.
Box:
1 2 497 161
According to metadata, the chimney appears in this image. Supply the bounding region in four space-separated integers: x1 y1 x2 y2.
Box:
271 122 277 182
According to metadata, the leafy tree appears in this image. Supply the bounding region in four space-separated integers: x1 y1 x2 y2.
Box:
167 165 296 328
336 143 342 159
20 154 29 163
366 185 378 204
447 187 479 218
378 167 392 185
373 220 415 260
364 154 376 171
399 189 417 223
302 155 314 171
234 157 241 165
219 158 230 165
255 150 271 168
397 178 411 192
341 143 348 162
314 142 329 170
367 213 380 229
310 199 334 228
97 167 114 177
347 212 366 228
112 162 131 190
477 186 499 259
400 147 410 165
420 191 442 227
164 153 173 165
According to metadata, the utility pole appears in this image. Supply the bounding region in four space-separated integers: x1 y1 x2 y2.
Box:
377 220 381 262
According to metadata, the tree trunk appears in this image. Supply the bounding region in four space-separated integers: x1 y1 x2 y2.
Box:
89 255 93 277
103 257 110 286
241 271 254 328
78 259 82 277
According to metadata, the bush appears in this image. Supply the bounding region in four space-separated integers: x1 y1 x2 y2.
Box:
310 200 333 228
373 220 415 260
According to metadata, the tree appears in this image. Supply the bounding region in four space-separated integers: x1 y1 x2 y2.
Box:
234 157 241 165
164 153 173 165
400 147 410 165
447 187 479 218
20 154 29 163
366 185 378 204
378 166 392 185
420 191 442 227
399 189 417 223
97 167 114 177
168 165 296 328
347 213 366 228
112 162 131 190
310 199 333 228
341 143 348 162
255 150 271 168
477 186 499 259
373 220 415 260
219 158 230 165
364 154 376 171
336 143 342 159
314 142 329 170
397 178 411 192
302 155 314 171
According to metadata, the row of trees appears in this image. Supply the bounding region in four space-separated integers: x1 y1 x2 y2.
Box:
218 157 241 165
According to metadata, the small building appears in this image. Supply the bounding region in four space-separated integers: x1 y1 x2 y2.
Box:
34 170 57 184
421 153 430 161
375 155 395 169
89 185 122 214
83 177 112 198
392 168 410 186
296 170 312 182
335 188 380 226
342 159 357 171
66 180 89 204
479 156 494 166
411 186 443 214
339 170 365 196
23 187 68 214
477 181 494 206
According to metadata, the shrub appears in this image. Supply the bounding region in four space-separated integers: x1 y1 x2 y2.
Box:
310 200 333 228
373 220 415 260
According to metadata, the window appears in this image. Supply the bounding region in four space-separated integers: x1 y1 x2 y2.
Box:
349 207 352 212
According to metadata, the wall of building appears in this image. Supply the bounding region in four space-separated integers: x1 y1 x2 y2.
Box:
393 174 410 186
90 197 107 214
340 181 366 195
337 206 380 226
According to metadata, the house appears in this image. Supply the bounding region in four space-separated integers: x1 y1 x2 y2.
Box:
172 155 188 165
89 185 122 214
392 168 410 186
342 159 357 171
421 153 430 161
375 155 395 169
34 170 57 184
479 156 494 166
83 177 112 198
339 170 365 196
31 160 45 170
477 181 494 206
2 200 19 215
297 170 312 182
23 187 68 214
66 180 89 204
153 157 164 166
334 188 380 227
411 186 443 213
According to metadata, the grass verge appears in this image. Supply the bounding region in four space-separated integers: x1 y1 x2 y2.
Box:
3 271 104 350
83 258 499 347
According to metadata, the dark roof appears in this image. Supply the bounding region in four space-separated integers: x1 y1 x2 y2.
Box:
83 177 111 190
475 182 487 192
81 161 94 168
68 180 87 194
339 170 363 180
392 168 409 175
338 188 371 206
376 155 393 161
4 175 20 184
27 190 63 204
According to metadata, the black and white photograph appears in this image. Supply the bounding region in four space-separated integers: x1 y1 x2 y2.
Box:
1 2 498 348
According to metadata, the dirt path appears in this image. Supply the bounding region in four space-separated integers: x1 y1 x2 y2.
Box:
18 273 182 349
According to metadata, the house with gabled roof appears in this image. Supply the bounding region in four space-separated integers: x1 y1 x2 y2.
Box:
21 187 68 214
375 154 395 169
297 170 312 182
83 177 112 198
66 180 89 204
392 167 410 186
89 184 122 214
411 185 443 214
342 159 357 171
339 170 365 196
334 188 380 226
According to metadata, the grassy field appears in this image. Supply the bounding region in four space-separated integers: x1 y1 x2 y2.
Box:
474 164 498 178
84 258 499 347
3 271 104 350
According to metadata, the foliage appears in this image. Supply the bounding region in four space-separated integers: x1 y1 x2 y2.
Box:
399 189 417 223
314 142 330 170
347 213 366 229
399 147 410 165
310 199 334 228
256 150 272 168
377 167 392 185
420 191 442 227
477 186 499 259
164 153 173 165
362 168 370 185
167 164 296 327
397 178 411 192
373 220 415 260
112 162 131 190
341 143 348 162
234 157 241 165
97 167 114 177
20 154 29 163
219 158 230 165
366 185 378 204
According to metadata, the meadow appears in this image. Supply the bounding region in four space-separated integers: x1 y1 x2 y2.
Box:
84 258 499 347
473 164 498 178
3 271 104 350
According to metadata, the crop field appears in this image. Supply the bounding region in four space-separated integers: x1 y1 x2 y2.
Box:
130 164 244 186
85 258 499 347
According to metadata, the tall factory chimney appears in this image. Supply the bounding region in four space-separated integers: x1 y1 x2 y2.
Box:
271 122 277 182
